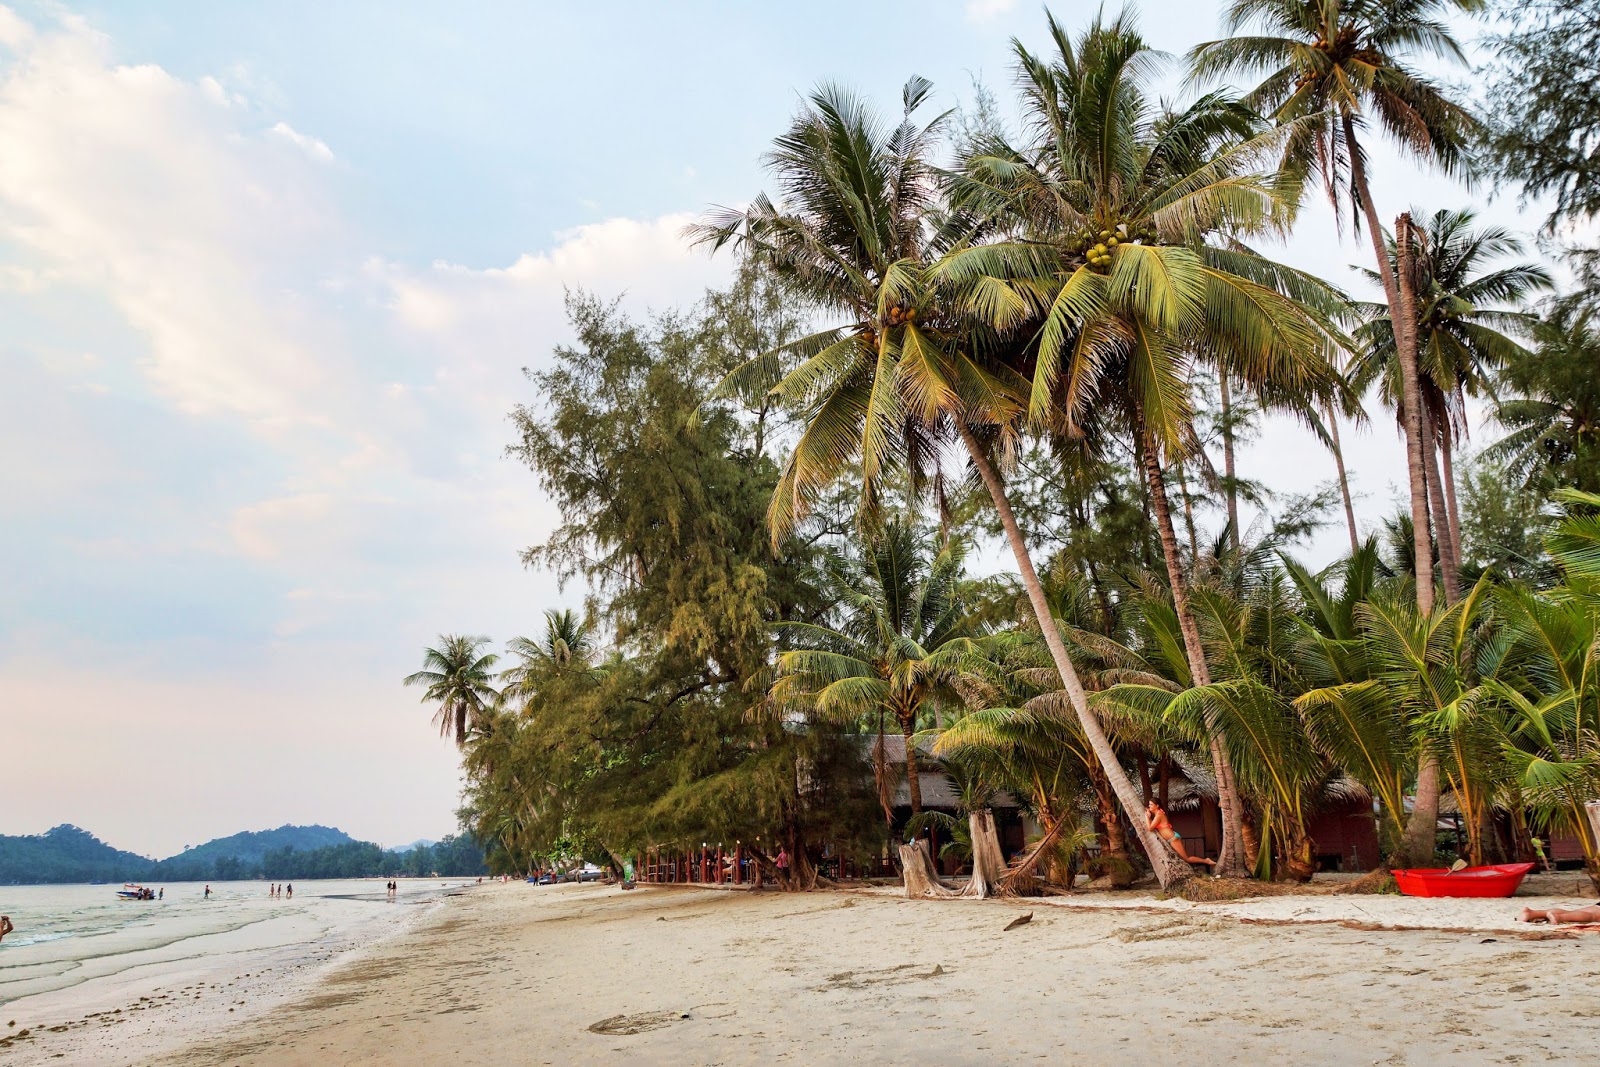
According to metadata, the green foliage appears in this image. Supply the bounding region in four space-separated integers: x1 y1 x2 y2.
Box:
1481 0 1600 231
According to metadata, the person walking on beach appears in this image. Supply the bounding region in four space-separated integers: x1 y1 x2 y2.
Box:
285 884 293 899
0 915 14 944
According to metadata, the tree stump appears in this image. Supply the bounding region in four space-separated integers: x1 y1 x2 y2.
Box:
899 839 956 898
961 809 1012 899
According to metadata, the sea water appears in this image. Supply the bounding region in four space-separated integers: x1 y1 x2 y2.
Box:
0 878 474 1061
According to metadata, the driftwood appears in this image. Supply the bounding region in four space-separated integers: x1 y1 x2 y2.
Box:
899 839 957 898
1003 911 1034 931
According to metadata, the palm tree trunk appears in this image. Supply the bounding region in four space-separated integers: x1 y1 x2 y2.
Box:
1219 371 1240 552
1423 411 1461 604
1177 464 1201 563
1327 402 1360 554
1139 434 1251 878
1346 115 1433 614
1345 148 1442 865
957 423 1193 890
902 714 923 817
1440 425 1465 570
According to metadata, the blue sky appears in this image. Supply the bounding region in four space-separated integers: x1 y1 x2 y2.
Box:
0 1 1549 857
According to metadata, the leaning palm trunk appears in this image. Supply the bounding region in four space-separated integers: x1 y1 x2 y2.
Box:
958 424 1193 891
961 810 1012 898
998 806 1073 892
1140 436 1251 878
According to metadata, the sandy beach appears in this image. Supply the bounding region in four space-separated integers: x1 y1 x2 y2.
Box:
5 876 1574 1066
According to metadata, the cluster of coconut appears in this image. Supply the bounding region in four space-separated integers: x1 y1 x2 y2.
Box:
885 305 917 327
1080 223 1133 271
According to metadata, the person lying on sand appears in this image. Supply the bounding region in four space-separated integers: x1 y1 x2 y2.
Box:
1520 904 1600 925
1 915 13 943
1146 801 1215 867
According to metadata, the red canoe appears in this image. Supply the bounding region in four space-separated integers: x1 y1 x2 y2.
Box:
1392 862 1536 898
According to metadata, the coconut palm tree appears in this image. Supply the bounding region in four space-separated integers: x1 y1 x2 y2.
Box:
691 74 1198 888
403 634 502 746
1351 208 1553 591
501 609 598 705
1191 0 1482 619
945 11 1347 875
1489 308 1600 496
773 521 997 819
1191 0 1483 867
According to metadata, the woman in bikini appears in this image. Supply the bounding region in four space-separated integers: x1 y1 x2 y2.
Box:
1146 801 1215 867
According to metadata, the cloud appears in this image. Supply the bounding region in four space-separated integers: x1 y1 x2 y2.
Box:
0 16 346 428
965 0 1016 23
0 4 733 848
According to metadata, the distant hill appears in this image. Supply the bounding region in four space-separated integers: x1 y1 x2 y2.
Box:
0 824 153 885
392 838 437 853
0 824 485 883
157 825 356 868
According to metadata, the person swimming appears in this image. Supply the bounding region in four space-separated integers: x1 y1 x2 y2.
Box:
1146 801 1216 867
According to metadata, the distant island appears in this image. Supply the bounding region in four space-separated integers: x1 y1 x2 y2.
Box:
0 824 486 885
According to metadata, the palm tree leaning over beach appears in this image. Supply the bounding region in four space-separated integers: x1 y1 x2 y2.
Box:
404 634 502 746
944 12 1347 876
1190 0 1482 867
690 75 1199 890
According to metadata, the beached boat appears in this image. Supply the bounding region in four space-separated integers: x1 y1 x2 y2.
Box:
1392 862 1535 898
117 883 154 900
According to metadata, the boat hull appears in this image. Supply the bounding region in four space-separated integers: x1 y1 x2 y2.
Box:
1392 862 1535 898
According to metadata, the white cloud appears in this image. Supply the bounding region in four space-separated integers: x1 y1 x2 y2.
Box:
0 10 340 426
965 0 1015 23
269 120 335 161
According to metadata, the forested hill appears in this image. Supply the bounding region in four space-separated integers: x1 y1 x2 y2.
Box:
0 824 154 884
151 825 356 878
0 824 487 884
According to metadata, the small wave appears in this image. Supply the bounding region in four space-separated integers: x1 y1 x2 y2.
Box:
4 931 71 947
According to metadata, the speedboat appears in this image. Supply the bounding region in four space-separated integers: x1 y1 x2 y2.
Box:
1392 862 1535 898
117 883 154 900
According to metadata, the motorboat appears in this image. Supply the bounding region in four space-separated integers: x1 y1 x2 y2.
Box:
117 883 155 900
1392 862 1535 898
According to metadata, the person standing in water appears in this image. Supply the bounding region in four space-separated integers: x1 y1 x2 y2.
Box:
158 888 163 900
203 885 211 899
285 884 292 899
0 915 14 944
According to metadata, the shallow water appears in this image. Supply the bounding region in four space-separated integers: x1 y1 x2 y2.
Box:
0 878 468 1006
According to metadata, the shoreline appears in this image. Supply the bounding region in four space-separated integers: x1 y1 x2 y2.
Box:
125 878 1600 1066
0 880 468 1066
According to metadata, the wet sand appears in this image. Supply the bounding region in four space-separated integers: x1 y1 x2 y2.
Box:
122 878 1600 1066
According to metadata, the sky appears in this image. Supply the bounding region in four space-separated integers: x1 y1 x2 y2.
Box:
0 1 1551 858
